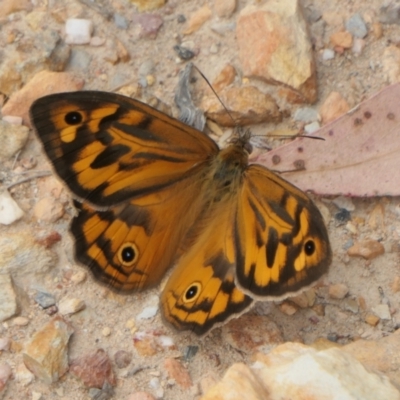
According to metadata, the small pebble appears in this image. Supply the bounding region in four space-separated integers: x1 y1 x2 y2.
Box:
328 283 349 299
65 19 93 44
70 270 87 284
372 22 383 39
139 60 155 77
58 298 85 315
347 240 385 260
365 314 380 326
164 358 192 389
183 345 199 361
304 121 320 134
114 350 132 368
35 292 56 309
312 304 325 316
330 30 353 49
0 191 24 225
293 107 320 123
332 196 355 211
149 377 160 389
345 222 357 234
70 349 116 388
102 327 111 337
279 301 298 315
322 48 335 60
335 209 351 223
12 316 29 326
158 335 174 348
346 13 367 38
173 45 195 60
114 13 129 29
342 298 359 314
0 337 10 351
371 304 391 320
327 332 338 343
137 306 158 320
352 38 365 55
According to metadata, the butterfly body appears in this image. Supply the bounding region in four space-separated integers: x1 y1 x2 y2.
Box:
30 91 331 335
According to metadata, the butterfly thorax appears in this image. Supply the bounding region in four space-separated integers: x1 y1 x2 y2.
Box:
206 143 249 201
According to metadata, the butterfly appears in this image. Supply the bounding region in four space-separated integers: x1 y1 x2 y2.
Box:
30 91 332 335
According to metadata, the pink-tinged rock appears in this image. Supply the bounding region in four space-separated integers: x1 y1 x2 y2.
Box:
164 358 192 389
319 91 350 124
23 316 74 384
223 315 283 354
2 71 84 127
131 14 163 38
70 349 116 388
237 1 317 103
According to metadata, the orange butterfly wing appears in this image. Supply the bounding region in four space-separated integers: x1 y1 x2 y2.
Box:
30 91 218 207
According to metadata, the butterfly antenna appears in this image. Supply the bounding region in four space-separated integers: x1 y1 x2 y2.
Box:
192 65 237 127
265 133 326 141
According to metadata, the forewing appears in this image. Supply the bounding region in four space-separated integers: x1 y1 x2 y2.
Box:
30 91 218 207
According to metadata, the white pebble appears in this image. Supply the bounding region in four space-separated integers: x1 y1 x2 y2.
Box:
304 121 320 134
371 304 391 320
332 196 355 211
158 335 174 347
322 48 335 60
65 19 93 45
137 305 158 320
0 191 24 225
58 298 85 315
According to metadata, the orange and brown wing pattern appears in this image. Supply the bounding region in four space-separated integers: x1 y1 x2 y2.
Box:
235 165 332 299
161 200 253 335
30 91 218 207
71 174 208 291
